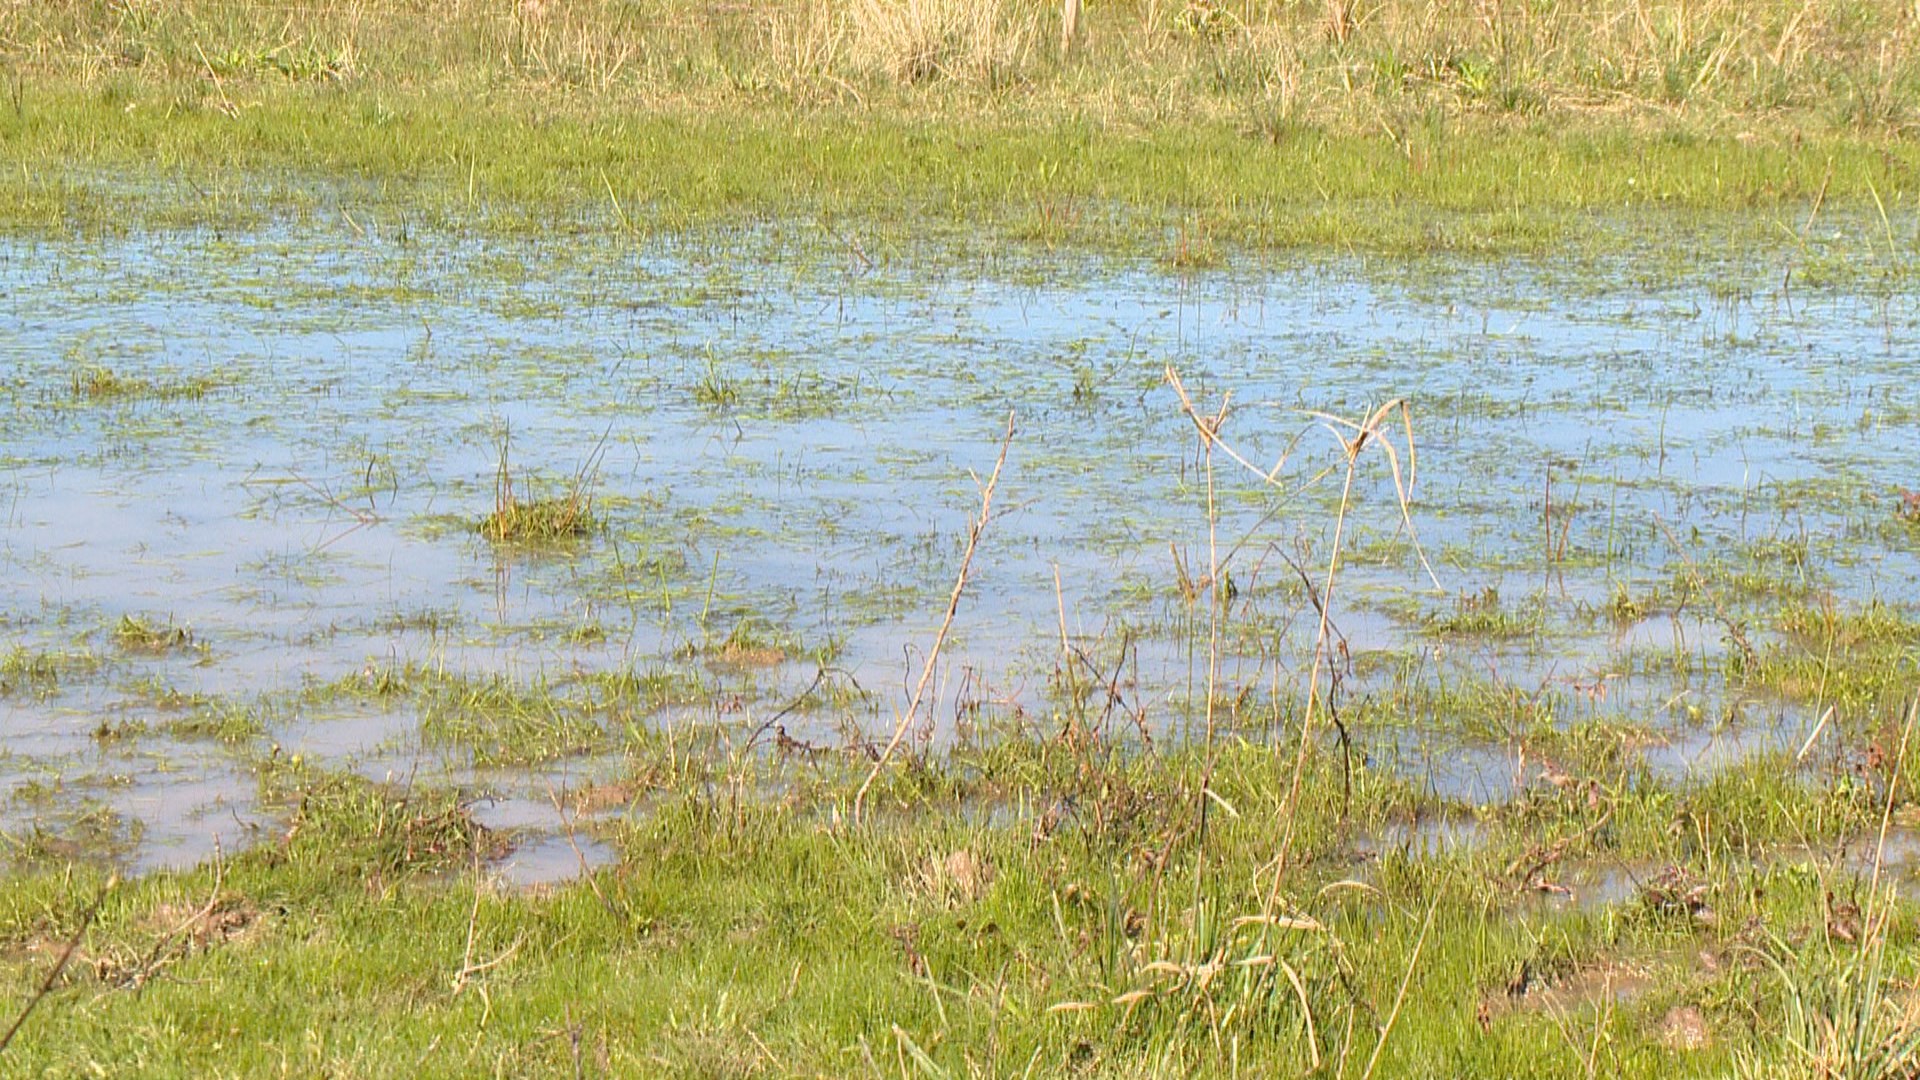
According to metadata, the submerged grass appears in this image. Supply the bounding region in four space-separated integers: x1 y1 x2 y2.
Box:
0 646 101 698
477 492 595 546
67 366 219 404
7 412 1920 1074
1422 585 1547 640
110 615 193 656
3 278 1918 1072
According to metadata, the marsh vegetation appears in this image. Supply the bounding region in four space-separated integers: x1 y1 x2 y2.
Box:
3 0 1919 247
3 1 1920 1076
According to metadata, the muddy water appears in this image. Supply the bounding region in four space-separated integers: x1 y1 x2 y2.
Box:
2 222 1917 871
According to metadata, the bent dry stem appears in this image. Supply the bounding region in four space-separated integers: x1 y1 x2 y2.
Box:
1168 367 1434 881
855 410 1016 824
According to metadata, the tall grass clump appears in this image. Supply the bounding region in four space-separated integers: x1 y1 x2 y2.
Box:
1735 693 1920 1079
9 0 1918 129
476 430 601 547
1741 919 1920 1080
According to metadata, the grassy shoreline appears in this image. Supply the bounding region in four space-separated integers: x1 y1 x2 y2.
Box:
4 0 1919 247
5 93 1914 244
0 727 1909 1077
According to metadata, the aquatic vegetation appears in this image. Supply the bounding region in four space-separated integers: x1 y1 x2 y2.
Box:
161 701 265 746
0 647 101 697
690 359 741 410
476 434 601 547
110 615 194 656
0 58 1917 1066
1423 586 1545 640
477 492 595 545
1898 488 1920 525
68 367 216 403
0 726 1912 1074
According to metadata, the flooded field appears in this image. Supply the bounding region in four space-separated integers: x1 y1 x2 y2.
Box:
2 219 1918 878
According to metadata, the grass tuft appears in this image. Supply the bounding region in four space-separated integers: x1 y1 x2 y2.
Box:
477 431 602 547
69 367 214 403
110 615 194 655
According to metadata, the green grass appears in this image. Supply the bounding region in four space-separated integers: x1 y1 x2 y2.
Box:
1 736 1916 1076
69 366 217 404
477 494 596 546
110 615 195 656
4 584 1918 1074
2 0 1917 251
6 100 1912 253
6 2 1920 1074
477 447 599 548
1422 586 1547 640
0 645 101 697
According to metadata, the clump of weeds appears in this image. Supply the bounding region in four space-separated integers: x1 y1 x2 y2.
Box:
110 615 195 656
683 619 815 671
1897 488 1920 526
262 759 506 881
69 366 215 403
1424 585 1544 639
477 429 604 547
162 701 266 745
0 646 101 697
1606 583 1647 624
2 802 140 869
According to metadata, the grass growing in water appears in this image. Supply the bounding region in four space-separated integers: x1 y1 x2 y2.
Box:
476 432 601 547
3 7 1920 1072
110 615 193 656
0 731 1916 1075
0 646 100 697
69 367 216 404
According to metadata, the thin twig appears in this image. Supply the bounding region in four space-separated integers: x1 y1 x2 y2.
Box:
1167 368 1440 940
120 844 225 991
1866 692 1920 929
0 876 115 1056
1361 894 1439 1080
547 784 621 921
853 412 1015 823
743 666 835 753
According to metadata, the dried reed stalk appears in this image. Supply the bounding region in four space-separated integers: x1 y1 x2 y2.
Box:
853 412 1015 824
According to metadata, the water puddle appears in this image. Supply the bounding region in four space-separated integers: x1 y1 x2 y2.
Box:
0 744 264 873
1504 961 1659 1014
1641 703 1804 777
1353 816 1489 861
4 222 1918 871
488 831 617 890
469 792 619 888
279 707 416 765
1842 828 1920 883
1523 862 1665 910
110 757 266 873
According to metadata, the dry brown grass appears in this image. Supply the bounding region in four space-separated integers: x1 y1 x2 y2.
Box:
845 0 1041 85
7 0 1912 130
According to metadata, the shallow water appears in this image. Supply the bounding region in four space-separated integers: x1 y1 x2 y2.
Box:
2 220 1918 873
